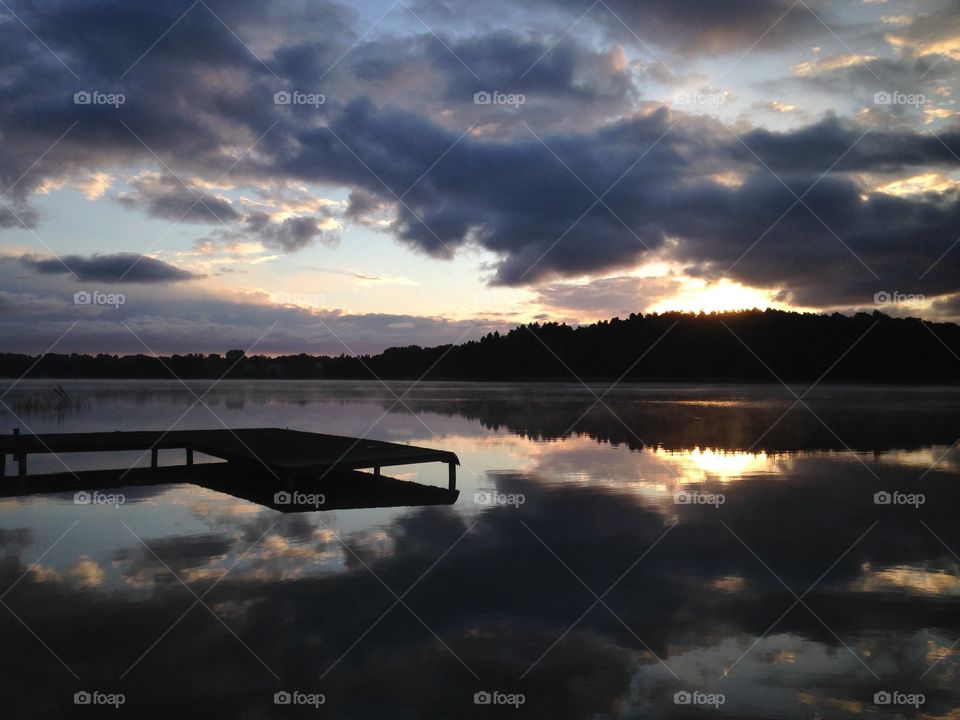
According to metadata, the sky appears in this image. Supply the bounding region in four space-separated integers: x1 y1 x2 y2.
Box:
1 0 959 355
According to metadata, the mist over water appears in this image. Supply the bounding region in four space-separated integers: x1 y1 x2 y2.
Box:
2 380 959 718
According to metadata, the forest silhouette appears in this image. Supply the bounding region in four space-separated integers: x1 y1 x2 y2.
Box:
2 309 959 383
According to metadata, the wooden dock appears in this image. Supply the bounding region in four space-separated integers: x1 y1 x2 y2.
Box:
0 428 459 489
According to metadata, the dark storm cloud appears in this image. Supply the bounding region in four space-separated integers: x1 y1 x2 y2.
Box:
280 99 693 269
279 102 960 305
429 32 635 102
3 0 960 311
20 252 198 283
116 174 242 224
0 203 39 229
244 212 339 252
729 116 960 173
663 168 960 307
0 3 258 200
117 173 340 253
345 187 390 222
581 0 827 54
414 32 645 136
195 211 341 253
0 0 646 205
415 0 828 56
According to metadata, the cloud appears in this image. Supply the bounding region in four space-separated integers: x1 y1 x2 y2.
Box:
770 51 958 131
883 6 960 60
930 292 960 321
243 212 340 252
0 203 39 229
0 254 507 354
2 0 960 333
116 172 242 224
533 276 684 317
195 212 341 254
414 0 829 56
68 556 106 588
280 103 960 309
19 252 199 283
345 187 392 224
352 271 420 287
791 53 879 76
767 100 797 113
116 175 342 253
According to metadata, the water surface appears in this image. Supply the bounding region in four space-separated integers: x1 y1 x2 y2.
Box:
1 380 959 718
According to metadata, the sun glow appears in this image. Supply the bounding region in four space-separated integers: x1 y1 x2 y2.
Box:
874 172 960 196
646 278 783 314
656 447 777 482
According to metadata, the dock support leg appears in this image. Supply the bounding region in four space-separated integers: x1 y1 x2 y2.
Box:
448 462 456 491
151 447 158 469
17 453 26 479
373 466 381 477
186 448 194 466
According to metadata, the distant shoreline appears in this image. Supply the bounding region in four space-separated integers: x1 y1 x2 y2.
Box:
3 309 959 384
3 376 960 387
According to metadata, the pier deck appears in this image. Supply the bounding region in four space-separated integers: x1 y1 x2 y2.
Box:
0 428 459 489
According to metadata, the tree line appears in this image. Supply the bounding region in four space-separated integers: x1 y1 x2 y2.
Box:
2 309 958 383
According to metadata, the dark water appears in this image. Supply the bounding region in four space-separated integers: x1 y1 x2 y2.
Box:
1 380 959 718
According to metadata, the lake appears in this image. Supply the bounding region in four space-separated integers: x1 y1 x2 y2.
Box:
1 380 959 718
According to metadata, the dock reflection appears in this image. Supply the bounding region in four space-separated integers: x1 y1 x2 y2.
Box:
0 463 459 512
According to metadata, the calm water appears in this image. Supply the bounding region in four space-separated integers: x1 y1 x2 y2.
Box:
2 380 959 719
